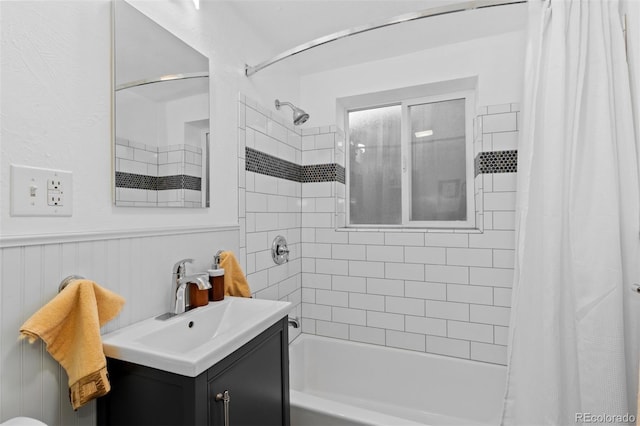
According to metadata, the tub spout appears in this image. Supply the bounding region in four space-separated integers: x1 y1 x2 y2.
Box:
288 317 300 328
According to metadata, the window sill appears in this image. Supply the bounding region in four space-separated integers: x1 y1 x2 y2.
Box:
335 226 484 234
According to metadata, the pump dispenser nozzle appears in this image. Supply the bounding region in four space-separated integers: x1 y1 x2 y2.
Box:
209 250 225 302
213 250 223 269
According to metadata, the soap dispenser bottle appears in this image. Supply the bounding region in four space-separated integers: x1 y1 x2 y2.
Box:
208 251 225 302
189 282 209 308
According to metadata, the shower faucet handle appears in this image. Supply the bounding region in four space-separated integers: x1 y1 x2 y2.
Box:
276 246 289 255
271 235 289 265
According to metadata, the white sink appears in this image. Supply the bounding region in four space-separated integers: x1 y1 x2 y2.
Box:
101 297 292 377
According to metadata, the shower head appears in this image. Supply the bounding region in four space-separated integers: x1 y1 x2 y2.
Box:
275 99 310 125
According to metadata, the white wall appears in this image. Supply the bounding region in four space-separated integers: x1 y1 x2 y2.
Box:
300 31 525 127
0 1 300 425
0 0 300 236
117 91 209 149
116 90 163 147
165 92 209 148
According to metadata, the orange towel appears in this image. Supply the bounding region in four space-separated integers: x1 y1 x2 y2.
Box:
219 251 251 297
19 279 125 410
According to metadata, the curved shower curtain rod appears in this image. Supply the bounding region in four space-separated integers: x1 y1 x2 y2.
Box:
116 72 209 91
245 0 527 77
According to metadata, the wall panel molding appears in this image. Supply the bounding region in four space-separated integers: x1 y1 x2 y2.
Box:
0 224 239 248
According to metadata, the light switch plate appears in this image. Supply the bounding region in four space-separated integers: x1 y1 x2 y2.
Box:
10 164 73 216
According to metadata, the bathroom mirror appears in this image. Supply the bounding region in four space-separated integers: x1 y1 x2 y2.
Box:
113 1 210 207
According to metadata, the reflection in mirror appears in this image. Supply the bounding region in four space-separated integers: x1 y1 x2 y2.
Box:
113 0 210 207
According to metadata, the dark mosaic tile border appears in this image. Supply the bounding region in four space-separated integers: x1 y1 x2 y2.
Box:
115 172 202 191
157 175 202 191
247 145 514 184
115 172 156 190
246 147 300 181
246 147 346 184
302 164 346 184
474 150 518 176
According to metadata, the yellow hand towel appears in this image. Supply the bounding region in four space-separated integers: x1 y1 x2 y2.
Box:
19 279 125 410
220 251 251 297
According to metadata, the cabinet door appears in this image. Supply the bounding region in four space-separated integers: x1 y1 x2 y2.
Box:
98 358 207 426
208 330 286 426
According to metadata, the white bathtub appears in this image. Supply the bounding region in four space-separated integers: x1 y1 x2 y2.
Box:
289 334 506 426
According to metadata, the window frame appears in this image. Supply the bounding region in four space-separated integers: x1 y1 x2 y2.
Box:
345 90 476 229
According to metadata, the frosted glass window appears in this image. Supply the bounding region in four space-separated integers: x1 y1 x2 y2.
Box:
348 105 402 225
346 90 474 228
410 99 467 221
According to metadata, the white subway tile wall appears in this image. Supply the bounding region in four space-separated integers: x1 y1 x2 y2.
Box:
115 139 158 205
115 139 203 207
298 103 518 365
239 97 518 365
238 96 303 341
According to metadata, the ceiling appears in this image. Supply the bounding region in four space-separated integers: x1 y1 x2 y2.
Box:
225 0 528 76
117 1 208 85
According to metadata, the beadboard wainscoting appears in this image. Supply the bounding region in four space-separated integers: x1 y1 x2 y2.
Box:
0 226 238 426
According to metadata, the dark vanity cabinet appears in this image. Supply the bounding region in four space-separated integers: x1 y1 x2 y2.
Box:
97 318 290 426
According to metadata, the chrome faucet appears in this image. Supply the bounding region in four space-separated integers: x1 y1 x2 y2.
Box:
172 258 211 314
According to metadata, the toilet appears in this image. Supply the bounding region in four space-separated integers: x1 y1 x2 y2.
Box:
0 418 47 426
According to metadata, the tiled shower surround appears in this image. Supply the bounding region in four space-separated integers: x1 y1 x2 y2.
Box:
115 138 203 207
238 95 519 364
237 95 304 342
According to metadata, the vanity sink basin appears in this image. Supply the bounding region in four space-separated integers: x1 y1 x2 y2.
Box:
101 297 291 377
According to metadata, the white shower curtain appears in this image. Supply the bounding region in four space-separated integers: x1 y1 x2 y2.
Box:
502 0 640 425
